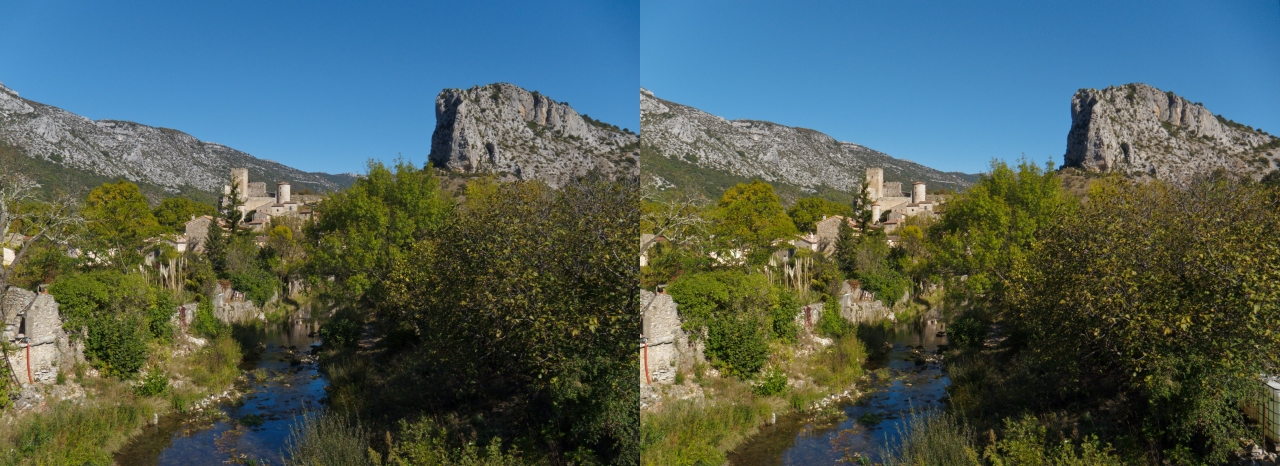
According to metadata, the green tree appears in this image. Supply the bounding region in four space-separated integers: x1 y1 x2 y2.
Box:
928 158 1075 311
787 196 854 233
712 180 796 263
83 180 162 267
307 160 452 307
153 197 215 234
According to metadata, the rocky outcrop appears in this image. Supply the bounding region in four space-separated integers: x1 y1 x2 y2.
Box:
1064 83 1279 183
429 83 638 187
640 88 977 195
0 81 355 195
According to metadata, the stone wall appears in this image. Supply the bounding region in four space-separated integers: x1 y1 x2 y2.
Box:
1 287 84 386
641 289 704 386
213 281 267 323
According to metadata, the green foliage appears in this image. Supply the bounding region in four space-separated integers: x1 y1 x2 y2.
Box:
752 368 788 396
981 415 1123 466
929 158 1075 312
153 197 215 234
192 297 227 338
87 314 148 377
666 271 780 376
348 175 638 463
816 301 856 338
639 397 774 466
1010 174 1280 462
370 417 523 466
83 180 163 266
707 313 769 377
135 370 169 397
307 159 452 307
947 315 988 349
712 180 797 262
48 270 169 377
787 196 853 233
319 309 363 349
229 266 279 307
770 288 799 342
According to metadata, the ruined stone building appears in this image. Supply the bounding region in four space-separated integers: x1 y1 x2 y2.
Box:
1 287 82 386
865 167 943 233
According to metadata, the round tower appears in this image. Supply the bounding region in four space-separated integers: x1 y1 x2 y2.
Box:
912 182 926 204
865 168 884 201
277 182 291 204
870 202 883 224
231 168 250 202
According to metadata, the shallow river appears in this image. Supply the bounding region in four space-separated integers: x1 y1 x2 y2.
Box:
727 319 950 465
113 317 326 465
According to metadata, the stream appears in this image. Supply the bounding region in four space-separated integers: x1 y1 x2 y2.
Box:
113 316 326 465
727 319 950 465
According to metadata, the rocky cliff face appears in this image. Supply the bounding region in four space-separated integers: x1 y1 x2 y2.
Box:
0 81 354 195
640 88 976 196
1064 83 1279 183
429 83 639 187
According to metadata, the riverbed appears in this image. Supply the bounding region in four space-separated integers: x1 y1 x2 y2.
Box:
726 319 950 465
113 317 326 465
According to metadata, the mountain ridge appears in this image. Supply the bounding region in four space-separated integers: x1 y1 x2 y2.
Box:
639 87 977 203
0 80 356 199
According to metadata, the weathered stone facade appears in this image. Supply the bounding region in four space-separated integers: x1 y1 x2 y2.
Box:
640 289 704 386
212 281 269 323
1 287 84 386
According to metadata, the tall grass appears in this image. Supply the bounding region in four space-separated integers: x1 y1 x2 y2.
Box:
881 410 980 466
807 334 867 390
640 395 777 466
0 399 147 466
284 412 372 466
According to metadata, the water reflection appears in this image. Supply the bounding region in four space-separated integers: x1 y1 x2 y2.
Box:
113 316 326 465
727 319 950 465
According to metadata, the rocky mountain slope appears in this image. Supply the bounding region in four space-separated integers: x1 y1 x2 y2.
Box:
428 83 638 187
640 88 977 201
1064 83 1279 183
0 81 355 198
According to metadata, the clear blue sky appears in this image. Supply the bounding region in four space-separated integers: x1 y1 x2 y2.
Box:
0 1 639 175
642 0 1280 174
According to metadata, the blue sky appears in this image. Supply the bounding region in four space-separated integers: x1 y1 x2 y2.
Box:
642 0 1280 174
0 1 639 175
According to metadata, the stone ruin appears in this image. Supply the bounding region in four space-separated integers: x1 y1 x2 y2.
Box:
1 286 84 386
213 280 268 323
640 289 704 386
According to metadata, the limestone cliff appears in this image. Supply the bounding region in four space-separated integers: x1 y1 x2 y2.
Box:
640 88 976 199
1064 83 1279 183
429 83 639 187
0 81 355 196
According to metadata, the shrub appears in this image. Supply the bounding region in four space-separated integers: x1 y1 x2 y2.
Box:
86 315 148 377
135 370 169 397
192 298 228 338
229 267 279 307
770 288 799 342
706 314 768 377
283 412 371 466
882 410 979 466
319 309 363 349
753 368 788 396
947 315 988 349
370 417 523 465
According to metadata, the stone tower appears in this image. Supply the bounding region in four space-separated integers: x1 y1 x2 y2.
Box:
277 182 291 204
865 168 884 201
871 202 883 224
231 168 250 202
912 182 926 204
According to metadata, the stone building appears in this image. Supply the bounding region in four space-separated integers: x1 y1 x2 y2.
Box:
1 287 82 386
864 167 941 228
640 289 704 387
221 168 319 231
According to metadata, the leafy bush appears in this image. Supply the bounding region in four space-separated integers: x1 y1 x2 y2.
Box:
135 370 169 397
369 417 523 465
706 314 769 377
981 415 1123 465
146 290 176 342
817 302 855 338
752 368 788 396
947 315 988 349
770 288 799 342
319 309 363 349
229 266 279 307
86 315 148 377
192 298 227 338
